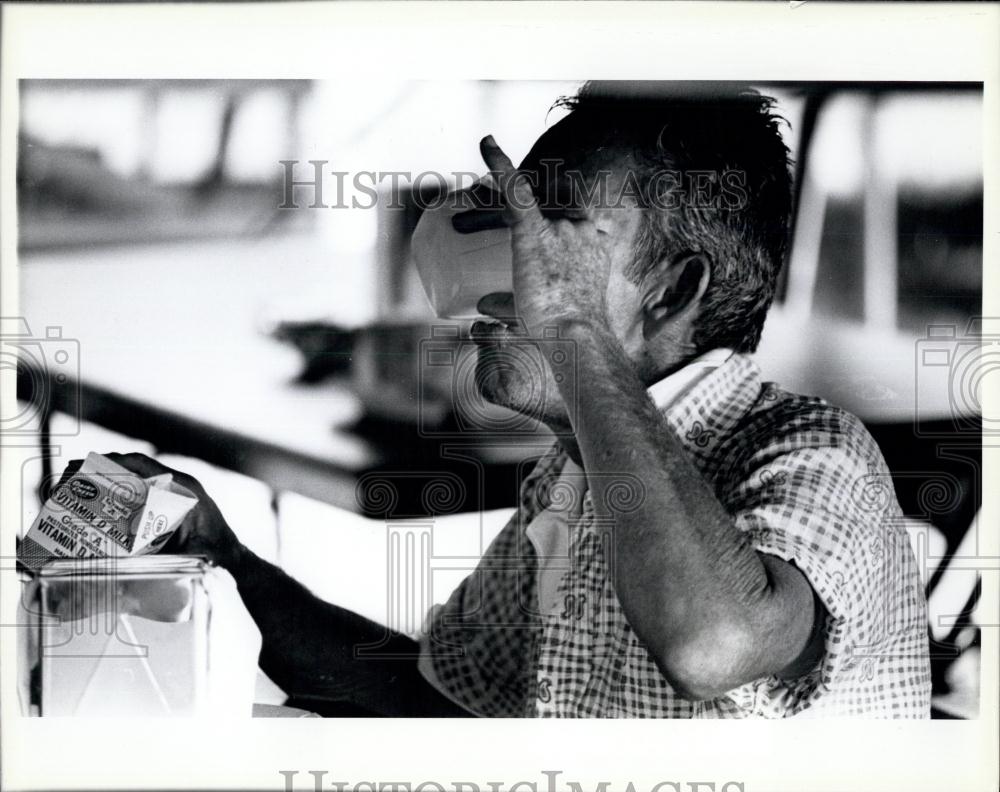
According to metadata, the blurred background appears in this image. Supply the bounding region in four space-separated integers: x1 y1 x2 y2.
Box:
12 79 985 718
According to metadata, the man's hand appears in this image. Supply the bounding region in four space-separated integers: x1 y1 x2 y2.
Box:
479 135 613 339
102 452 244 570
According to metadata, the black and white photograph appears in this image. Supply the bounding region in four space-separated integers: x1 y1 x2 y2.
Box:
1 4 997 792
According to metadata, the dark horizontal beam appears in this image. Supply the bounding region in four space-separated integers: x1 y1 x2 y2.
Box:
17 364 370 510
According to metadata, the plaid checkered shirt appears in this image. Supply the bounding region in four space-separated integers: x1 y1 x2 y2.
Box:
418 352 931 717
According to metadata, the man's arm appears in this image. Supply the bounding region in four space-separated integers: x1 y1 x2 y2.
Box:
103 453 469 717
228 544 471 716
551 325 823 700
478 138 823 701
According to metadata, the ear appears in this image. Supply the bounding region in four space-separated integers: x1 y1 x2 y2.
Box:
641 251 711 342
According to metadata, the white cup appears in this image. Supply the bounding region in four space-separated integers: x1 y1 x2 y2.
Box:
410 179 513 319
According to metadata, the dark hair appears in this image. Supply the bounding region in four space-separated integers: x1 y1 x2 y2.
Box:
555 81 793 354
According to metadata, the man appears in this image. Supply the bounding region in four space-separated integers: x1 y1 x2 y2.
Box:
108 83 931 717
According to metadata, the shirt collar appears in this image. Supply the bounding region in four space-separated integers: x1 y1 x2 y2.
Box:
646 348 735 411
520 347 744 516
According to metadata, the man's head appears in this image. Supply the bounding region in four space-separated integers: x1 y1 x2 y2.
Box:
472 81 793 430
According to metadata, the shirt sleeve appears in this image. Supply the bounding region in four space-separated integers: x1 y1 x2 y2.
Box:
416 605 479 715
414 513 539 717
416 446 565 717
721 415 928 716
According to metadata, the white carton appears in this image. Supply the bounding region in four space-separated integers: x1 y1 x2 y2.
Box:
19 452 198 569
